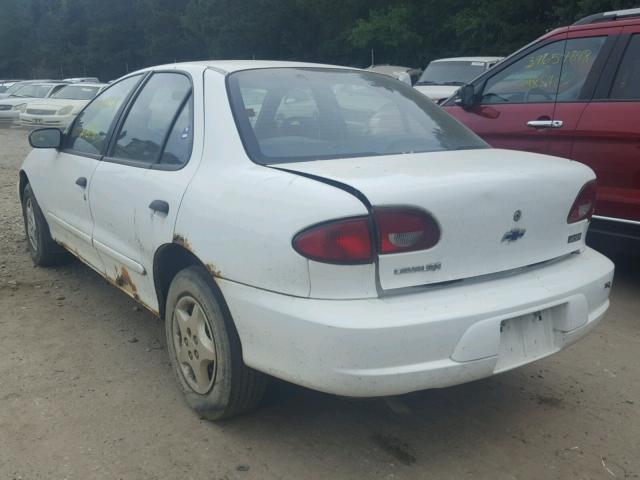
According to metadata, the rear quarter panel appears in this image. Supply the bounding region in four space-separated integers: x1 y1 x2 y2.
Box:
174 69 372 298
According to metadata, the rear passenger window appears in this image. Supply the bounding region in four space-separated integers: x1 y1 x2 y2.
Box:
111 73 191 165
610 35 640 100
159 96 193 166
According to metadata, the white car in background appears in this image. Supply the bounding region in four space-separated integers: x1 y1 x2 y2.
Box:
63 77 101 83
0 82 68 126
0 79 54 100
0 80 22 94
366 65 423 85
21 83 105 129
20 61 613 420
414 57 504 102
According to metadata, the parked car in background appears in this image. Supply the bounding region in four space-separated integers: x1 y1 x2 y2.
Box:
20 60 613 419
63 77 100 83
0 82 68 126
366 64 423 85
0 80 24 94
443 8 640 254
21 83 105 129
0 79 54 99
414 57 503 102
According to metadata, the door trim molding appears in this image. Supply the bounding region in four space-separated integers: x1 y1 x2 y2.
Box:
47 211 92 243
93 239 147 275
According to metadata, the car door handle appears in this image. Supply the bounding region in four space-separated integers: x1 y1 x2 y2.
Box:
149 200 169 215
75 177 87 188
527 120 563 129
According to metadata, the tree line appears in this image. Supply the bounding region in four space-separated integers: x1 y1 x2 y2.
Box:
0 0 637 82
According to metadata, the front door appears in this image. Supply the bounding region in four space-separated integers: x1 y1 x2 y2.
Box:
572 29 640 221
446 34 567 155
33 74 144 271
30 149 102 270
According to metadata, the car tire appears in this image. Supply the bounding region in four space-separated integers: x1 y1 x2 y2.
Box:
165 266 268 420
21 184 70 267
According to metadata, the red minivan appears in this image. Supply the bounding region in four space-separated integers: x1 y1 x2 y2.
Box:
444 8 640 253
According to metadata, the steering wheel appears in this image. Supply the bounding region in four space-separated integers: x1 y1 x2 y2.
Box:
524 87 554 103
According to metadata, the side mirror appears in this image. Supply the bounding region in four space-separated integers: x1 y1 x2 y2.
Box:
456 84 477 110
29 128 62 149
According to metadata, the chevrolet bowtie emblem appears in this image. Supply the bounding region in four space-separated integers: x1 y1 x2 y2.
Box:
502 228 526 243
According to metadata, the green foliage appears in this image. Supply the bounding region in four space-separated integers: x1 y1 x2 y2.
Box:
0 0 638 81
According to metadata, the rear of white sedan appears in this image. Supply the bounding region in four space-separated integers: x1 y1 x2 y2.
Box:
19 61 613 420
197 66 613 399
160 64 613 411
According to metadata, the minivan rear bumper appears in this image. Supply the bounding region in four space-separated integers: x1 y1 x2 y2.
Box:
219 247 614 397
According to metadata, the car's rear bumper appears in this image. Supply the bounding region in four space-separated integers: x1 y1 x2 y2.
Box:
219 247 614 397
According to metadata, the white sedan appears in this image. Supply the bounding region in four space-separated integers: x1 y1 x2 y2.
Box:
19 61 614 420
20 83 105 129
0 82 68 126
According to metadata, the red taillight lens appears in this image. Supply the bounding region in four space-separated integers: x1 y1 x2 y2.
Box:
293 217 373 264
567 181 597 224
374 207 441 254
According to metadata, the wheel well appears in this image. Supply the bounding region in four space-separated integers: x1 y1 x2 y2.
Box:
19 171 29 201
153 243 226 320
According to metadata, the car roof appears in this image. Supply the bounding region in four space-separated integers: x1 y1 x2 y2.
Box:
57 82 106 88
25 82 69 88
430 57 504 63
572 7 640 26
139 60 359 75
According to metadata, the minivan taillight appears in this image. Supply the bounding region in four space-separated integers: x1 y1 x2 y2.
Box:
292 217 373 264
568 181 597 224
374 207 441 254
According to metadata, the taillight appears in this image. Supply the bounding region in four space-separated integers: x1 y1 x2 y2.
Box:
567 181 597 224
292 217 373 264
374 207 440 254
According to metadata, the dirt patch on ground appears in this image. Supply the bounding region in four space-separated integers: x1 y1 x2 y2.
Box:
0 127 639 479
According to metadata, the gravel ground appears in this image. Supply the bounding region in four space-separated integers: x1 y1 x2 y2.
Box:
0 126 639 480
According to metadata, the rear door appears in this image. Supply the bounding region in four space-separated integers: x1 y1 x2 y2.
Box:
445 34 567 154
547 29 619 158
89 71 199 311
571 28 640 221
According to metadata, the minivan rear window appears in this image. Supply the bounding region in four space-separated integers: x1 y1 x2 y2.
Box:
227 68 488 165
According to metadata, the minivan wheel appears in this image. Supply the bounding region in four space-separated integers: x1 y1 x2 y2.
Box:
165 266 268 420
21 184 70 266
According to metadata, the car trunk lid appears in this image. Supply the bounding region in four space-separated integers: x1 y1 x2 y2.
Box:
277 148 594 290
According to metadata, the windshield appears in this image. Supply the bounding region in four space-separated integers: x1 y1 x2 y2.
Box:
52 85 100 100
4 83 28 96
13 84 51 98
227 68 487 165
417 61 487 86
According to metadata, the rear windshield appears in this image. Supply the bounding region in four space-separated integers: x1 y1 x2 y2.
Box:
227 68 487 165
52 85 100 100
417 61 487 86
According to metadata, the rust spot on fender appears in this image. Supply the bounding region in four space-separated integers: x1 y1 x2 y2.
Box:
206 263 222 278
173 234 192 251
